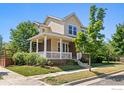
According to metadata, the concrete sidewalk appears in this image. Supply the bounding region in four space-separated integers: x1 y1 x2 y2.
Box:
0 67 46 85
75 71 124 85
28 67 98 80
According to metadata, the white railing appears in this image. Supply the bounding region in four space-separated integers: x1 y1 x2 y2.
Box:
62 52 72 59
38 51 72 59
38 51 44 56
77 53 82 60
46 51 60 59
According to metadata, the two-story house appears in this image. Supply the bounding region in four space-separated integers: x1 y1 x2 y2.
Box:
28 13 86 63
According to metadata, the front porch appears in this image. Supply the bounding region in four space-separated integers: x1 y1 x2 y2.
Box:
29 32 81 60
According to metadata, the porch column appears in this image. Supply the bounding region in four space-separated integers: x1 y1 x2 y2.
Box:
36 39 39 53
60 38 62 59
44 36 47 57
30 40 32 53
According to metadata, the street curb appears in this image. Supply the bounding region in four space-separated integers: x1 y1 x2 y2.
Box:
64 69 124 85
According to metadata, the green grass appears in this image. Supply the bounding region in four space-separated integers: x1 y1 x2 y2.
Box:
91 61 119 67
6 66 61 76
6 64 82 76
42 62 124 85
6 61 119 77
56 65 81 71
0 76 2 80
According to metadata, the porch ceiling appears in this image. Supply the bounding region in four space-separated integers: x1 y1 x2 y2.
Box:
28 32 73 42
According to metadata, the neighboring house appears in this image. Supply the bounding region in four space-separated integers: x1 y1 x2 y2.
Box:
29 13 86 61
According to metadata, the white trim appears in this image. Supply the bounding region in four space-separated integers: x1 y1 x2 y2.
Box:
38 51 72 59
60 38 62 59
57 41 69 52
28 32 73 41
30 40 32 53
77 53 82 60
36 39 39 53
44 36 47 57
67 24 78 36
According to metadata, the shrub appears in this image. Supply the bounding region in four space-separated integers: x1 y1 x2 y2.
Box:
47 61 54 66
25 53 47 66
13 52 47 66
67 59 77 65
36 55 47 67
12 52 27 65
25 53 37 65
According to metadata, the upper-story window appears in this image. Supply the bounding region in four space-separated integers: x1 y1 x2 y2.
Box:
68 25 77 36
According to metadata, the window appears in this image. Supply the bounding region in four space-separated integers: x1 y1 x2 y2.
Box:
68 25 77 35
58 42 69 52
73 27 77 35
63 43 65 52
58 42 60 52
65 44 68 52
69 25 72 34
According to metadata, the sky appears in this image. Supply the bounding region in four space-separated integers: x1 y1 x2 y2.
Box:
0 3 124 42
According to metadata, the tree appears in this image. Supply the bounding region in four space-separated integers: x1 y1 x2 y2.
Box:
10 21 39 52
97 42 117 62
111 23 124 56
74 5 107 63
0 35 2 54
74 31 88 53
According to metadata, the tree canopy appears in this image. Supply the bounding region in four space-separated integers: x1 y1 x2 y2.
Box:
74 5 107 62
10 21 39 52
111 23 124 55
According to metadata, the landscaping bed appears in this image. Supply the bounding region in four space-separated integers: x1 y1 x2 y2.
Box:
6 64 82 76
41 62 124 85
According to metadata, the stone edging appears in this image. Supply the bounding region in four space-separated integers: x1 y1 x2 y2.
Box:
63 69 124 85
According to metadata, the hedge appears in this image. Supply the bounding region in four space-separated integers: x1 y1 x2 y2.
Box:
12 52 47 66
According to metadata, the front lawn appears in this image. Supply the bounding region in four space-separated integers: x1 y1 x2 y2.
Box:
0 76 2 80
91 61 119 67
6 64 82 76
6 61 120 77
42 62 124 85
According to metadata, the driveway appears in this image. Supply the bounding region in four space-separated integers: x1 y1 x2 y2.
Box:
76 71 124 85
0 67 46 85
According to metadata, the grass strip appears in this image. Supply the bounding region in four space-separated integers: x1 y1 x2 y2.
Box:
42 63 124 85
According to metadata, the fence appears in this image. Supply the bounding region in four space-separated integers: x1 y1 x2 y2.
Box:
0 49 13 67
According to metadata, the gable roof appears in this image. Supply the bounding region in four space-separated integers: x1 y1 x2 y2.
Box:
44 16 63 24
63 13 83 26
43 13 84 26
34 13 86 28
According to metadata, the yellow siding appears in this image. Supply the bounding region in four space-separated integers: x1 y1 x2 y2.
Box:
48 21 64 34
64 16 82 35
51 39 58 51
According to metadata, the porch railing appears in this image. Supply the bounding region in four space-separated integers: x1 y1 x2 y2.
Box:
38 51 72 59
77 53 82 60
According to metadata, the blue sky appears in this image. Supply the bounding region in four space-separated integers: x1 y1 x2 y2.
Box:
0 3 123 42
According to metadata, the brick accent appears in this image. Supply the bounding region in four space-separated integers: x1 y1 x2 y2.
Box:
69 42 77 59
